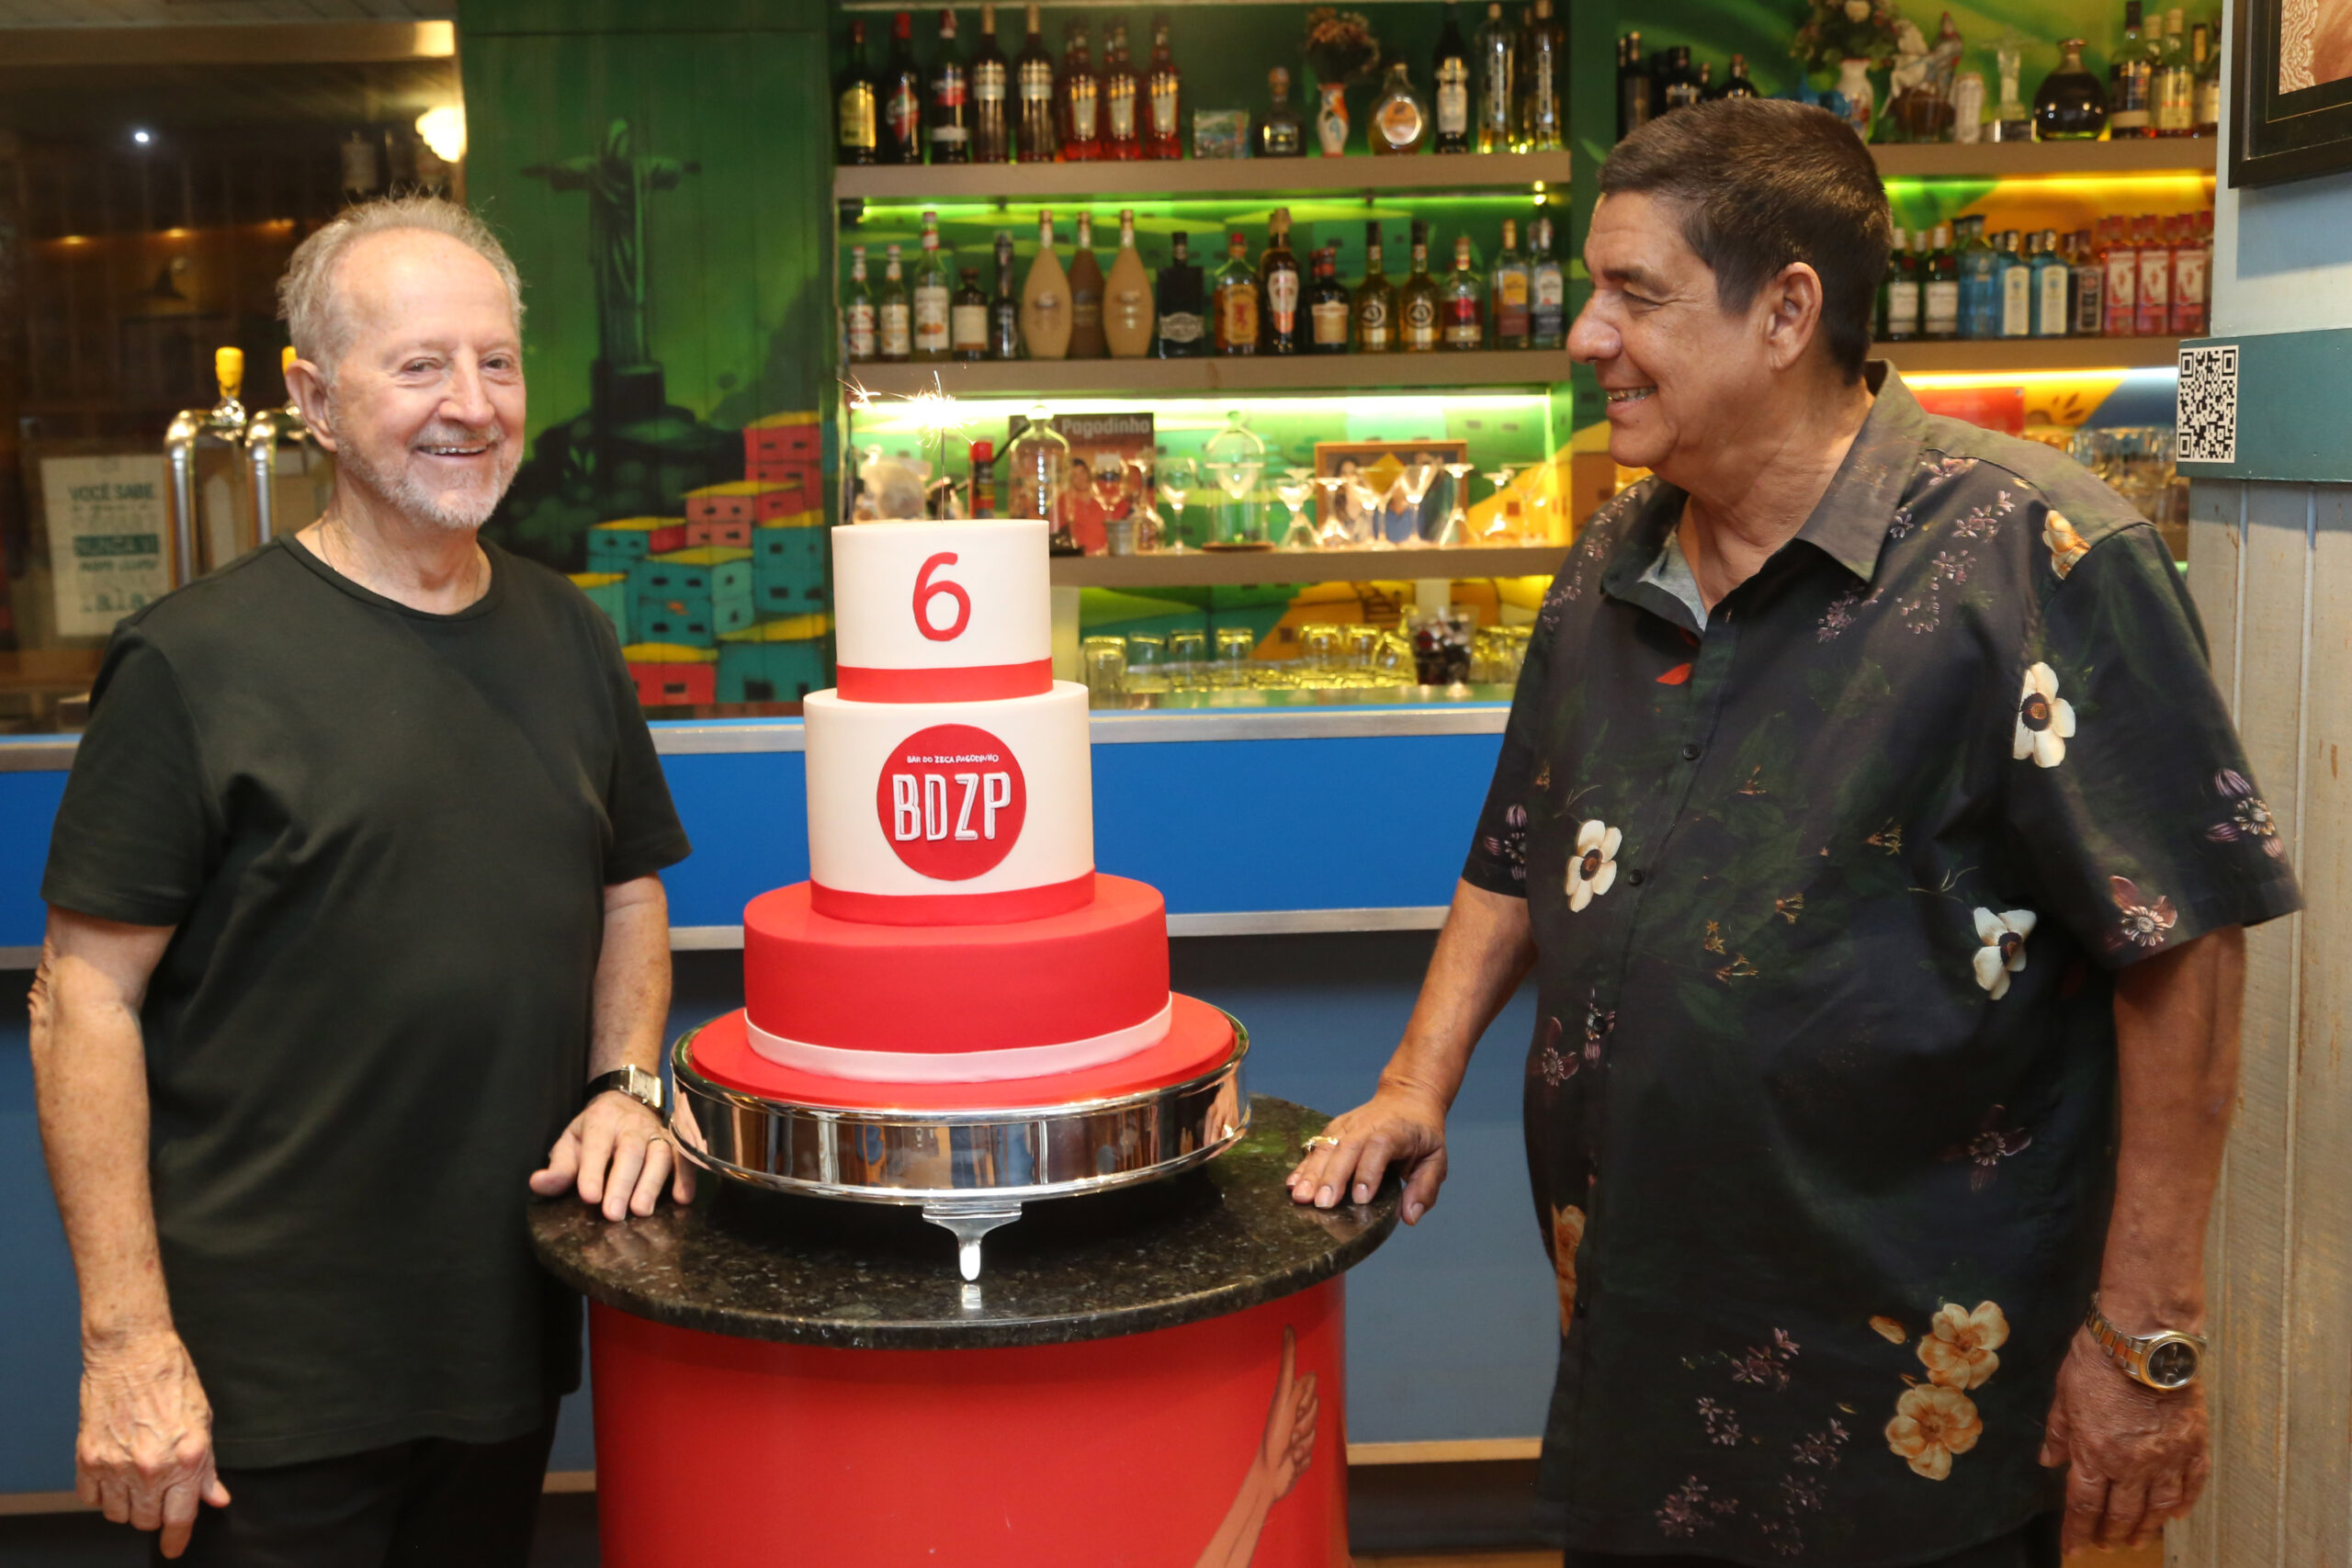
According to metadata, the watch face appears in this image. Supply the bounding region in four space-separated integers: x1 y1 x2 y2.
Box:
2145 1339 2199 1388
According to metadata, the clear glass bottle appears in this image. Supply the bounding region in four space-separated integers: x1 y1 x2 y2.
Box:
1489 218 1531 348
1476 2 1516 152
1518 0 1565 150
2035 38 2109 140
1202 410 1268 547
877 244 911 362
1372 60 1431 153
1433 1 1473 152
989 231 1022 358
842 244 876 362
1261 67 1306 156
2153 8 2196 135
1354 220 1396 353
1399 219 1442 351
911 209 952 362
1006 404 1072 537
1155 231 1208 357
1443 234 1486 348
2107 1 2159 137
1528 215 1565 348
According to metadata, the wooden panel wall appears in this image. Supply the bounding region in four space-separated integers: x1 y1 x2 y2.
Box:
2169 478 2352 1567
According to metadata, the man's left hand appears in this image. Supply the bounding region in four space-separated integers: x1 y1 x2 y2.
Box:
528 1090 694 1220
2039 1325 2210 1552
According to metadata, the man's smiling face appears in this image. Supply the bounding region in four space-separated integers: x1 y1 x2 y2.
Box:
1567 191 1777 482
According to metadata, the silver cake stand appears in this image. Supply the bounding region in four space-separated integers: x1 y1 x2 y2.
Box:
667 1015 1251 1280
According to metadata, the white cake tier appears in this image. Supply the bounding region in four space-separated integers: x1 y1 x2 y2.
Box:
832 519 1052 703
801 681 1096 924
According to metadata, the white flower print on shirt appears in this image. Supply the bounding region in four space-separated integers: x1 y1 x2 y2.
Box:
1567 819 1622 912
2012 663 2076 769
1970 908 2036 1000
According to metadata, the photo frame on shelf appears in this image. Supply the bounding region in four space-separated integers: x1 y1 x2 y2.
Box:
2230 0 2352 184
1312 439 1470 547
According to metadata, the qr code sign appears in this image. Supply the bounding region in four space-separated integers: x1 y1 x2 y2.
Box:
2177 344 2238 464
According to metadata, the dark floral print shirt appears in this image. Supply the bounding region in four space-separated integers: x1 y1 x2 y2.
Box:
1463 366 2300 1566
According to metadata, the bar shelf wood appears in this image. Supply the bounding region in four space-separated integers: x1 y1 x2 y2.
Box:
1050 543 1566 589
1870 140 2217 178
849 350 1571 399
835 150 1575 203
1876 336 2183 373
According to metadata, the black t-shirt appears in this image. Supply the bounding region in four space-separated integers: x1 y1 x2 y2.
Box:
41 536 690 1469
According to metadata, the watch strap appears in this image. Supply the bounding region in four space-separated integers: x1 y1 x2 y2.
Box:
2084 1295 2206 1390
586 1065 664 1114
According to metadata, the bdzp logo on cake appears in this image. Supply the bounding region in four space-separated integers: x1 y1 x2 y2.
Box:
875 724 1027 880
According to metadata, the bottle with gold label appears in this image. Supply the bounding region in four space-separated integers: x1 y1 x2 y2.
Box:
1145 13 1182 159
1104 209 1155 356
1307 246 1351 354
1490 218 1530 348
1529 216 1565 348
1432 0 1472 152
1214 231 1261 355
1371 60 1430 153
837 19 880 166
1020 210 1071 359
1060 18 1102 160
1399 220 1441 351
1260 207 1302 354
1103 24 1142 159
1442 234 1485 349
1015 4 1059 162
1354 220 1396 353
1519 0 1566 150
972 5 1012 163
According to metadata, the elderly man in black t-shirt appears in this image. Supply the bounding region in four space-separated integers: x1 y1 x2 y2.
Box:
28 196 693 1564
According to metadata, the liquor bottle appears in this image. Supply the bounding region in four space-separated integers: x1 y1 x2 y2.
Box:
1103 209 1155 356
1372 61 1432 153
2135 215 2174 335
1214 232 1262 355
990 231 1023 358
1476 2 1517 153
1261 67 1306 156
1261 208 1303 353
1061 19 1102 161
838 19 880 165
1354 220 1396 352
1155 231 1208 357
1519 0 1566 151
878 244 912 361
2173 210 2211 334
951 266 989 359
1433 1 1473 153
1957 217 1999 340
2154 8 2195 135
1145 14 1182 160
1879 230 1920 342
2036 38 2109 139
2031 229 2070 338
929 9 972 164
1658 45 1703 111
1697 62 1716 96
912 209 953 361
2108 1 2158 137
2102 218 2140 337
1997 231 2033 339
1015 4 1059 163
1400 220 1442 352
1618 32 1657 141
1490 217 1531 348
1443 234 1486 348
1307 246 1352 354
1528 215 1566 348
2069 226 2105 336
1021 209 1071 358
2192 21 2222 135
1922 221 1961 341
1103 25 1144 160
1065 211 1107 357
843 244 877 362
883 11 925 165
969 440 998 518
972 6 1012 162
1718 52 1758 98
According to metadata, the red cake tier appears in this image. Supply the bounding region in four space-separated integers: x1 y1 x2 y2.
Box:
743 874 1169 1057
684 993 1236 1111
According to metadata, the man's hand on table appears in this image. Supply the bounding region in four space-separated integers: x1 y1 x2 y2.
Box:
1284 1083 1450 1224
77 1325 231 1559
530 1090 694 1220
2039 1325 2210 1553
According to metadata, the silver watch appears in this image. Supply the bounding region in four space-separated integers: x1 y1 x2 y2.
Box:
585 1064 664 1115
2085 1294 2205 1391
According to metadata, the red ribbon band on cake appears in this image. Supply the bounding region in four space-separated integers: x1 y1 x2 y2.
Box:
808 871 1095 927
743 998 1176 1083
834 660 1056 704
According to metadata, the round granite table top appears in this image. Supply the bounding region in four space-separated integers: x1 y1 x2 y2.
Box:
528 1094 1399 1351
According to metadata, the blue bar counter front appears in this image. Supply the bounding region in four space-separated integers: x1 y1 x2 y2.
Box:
0 705 1557 1496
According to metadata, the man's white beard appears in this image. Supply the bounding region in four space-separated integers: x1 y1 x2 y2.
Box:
334 420 521 533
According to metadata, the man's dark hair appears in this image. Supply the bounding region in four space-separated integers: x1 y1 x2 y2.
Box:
1598 98 1891 382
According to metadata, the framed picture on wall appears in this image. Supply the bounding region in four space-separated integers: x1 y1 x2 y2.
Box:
1311 439 1471 547
2232 0 2352 183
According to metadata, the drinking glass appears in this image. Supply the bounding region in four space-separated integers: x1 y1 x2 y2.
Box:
1168 627 1207 674
1478 467 1519 545
1392 459 1441 546
1344 472 1387 547
1313 475 1351 548
1344 624 1385 671
1437 460 1476 547
1156 456 1198 553
1298 623 1343 675
1213 626 1256 687
1081 637 1127 703
1125 632 1170 694
1274 468 1317 550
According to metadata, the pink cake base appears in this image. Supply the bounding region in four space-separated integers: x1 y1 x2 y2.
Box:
684 993 1238 1112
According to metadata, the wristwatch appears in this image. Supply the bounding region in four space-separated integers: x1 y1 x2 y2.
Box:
2084 1294 2205 1391
585 1065 664 1116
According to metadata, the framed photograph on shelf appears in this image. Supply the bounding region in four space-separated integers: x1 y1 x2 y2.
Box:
2232 0 2352 184
1311 438 1470 547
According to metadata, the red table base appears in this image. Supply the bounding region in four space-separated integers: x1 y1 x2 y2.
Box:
588 1280 1351 1567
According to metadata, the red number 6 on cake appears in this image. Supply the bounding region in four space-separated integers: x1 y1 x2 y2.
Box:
912 552 972 642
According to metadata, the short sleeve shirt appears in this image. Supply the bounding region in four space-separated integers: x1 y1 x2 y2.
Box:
1462 367 2298 1565
41 537 691 1469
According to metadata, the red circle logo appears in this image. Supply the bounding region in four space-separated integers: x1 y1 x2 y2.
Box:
874 724 1027 881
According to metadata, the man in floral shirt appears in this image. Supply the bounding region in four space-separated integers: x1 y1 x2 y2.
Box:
1289 100 2297 1567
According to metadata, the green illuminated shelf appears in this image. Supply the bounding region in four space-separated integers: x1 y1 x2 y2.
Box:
835 150 1574 203
849 349 1571 398
1051 542 1566 588
1871 140 2216 178
1878 336 2182 373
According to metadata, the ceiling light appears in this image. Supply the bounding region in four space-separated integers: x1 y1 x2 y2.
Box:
415 105 467 164
131 129 153 146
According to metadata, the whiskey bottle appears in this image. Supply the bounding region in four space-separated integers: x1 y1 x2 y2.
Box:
990 231 1023 358
1307 246 1352 354
1261 207 1303 353
1060 18 1102 161
1617 32 1656 141
911 209 953 361
1658 45 1703 111
1021 209 1071 358
877 244 912 362
929 9 971 164
1015 4 1059 163
1354 220 1396 353
1213 231 1261 355
1433 1 1473 153
2108 1 2158 137
1519 0 1565 150
837 19 880 165
1718 52 1758 98
1103 24 1143 159
1261 67 1305 156
1104 209 1155 355
1490 218 1531 348
951 266 989 359
1443 234 1486 349
843 244 877 362
972 6 1012 163
1155 231 1208 356
2192 21 2221 135
1400 220 1442 351
1145 14 1182 160
883 11 925 165
1528 215 1565 348
1476 2 1516 153
1067 211 1107 358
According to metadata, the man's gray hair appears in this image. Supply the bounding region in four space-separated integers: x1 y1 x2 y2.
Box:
277 196 525 380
